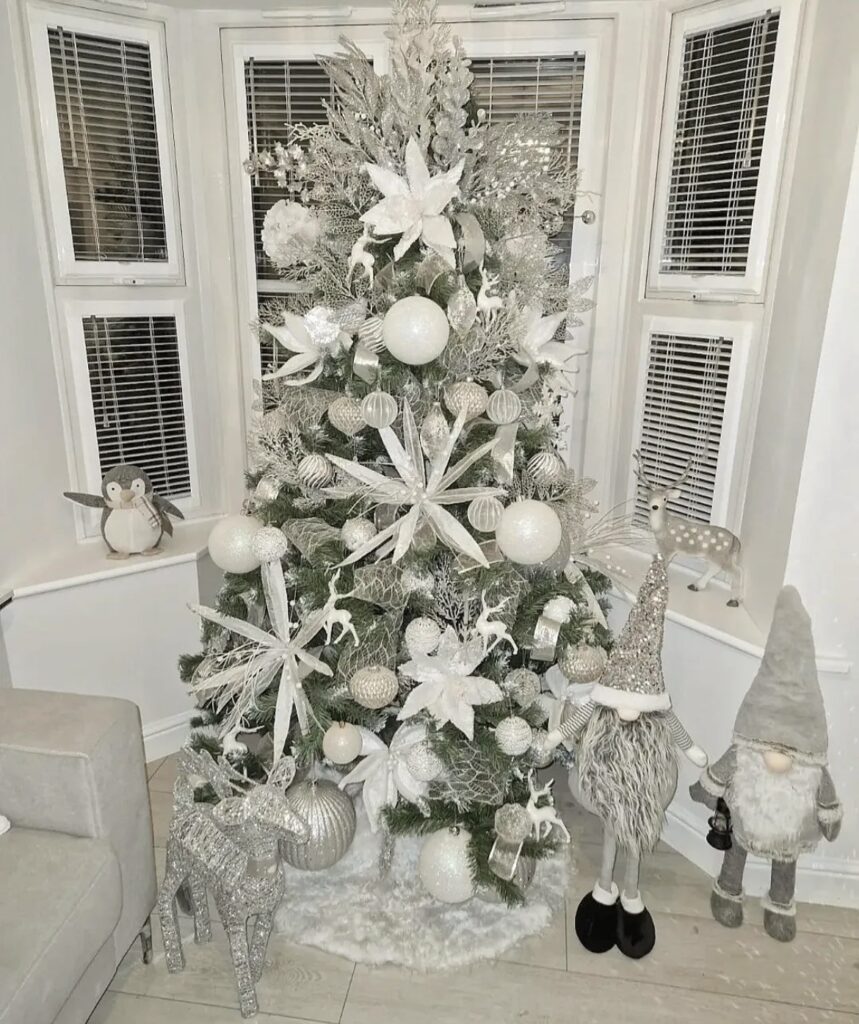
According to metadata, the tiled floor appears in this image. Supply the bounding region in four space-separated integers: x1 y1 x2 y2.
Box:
87 756 859 1023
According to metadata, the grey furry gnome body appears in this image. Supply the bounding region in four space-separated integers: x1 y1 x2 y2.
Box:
546 555 707 959
690 585 842 942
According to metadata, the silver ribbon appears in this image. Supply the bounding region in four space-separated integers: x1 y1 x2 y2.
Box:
455 212 486 271
352 341 380 384
488 834 524 881
531 610 565 662
491 422 518 484
563 559 608 629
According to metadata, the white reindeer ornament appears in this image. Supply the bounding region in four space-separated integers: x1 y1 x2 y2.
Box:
322 570 360 646
474 589 518 655
633 451 743 606
526 773 571 843
476 264 504 323
347 227 377 289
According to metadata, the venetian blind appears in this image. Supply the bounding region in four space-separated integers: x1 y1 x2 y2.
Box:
83 315 191 497
47 26 168 264
635 330 733 525
660 11 780 276
470 54 586 264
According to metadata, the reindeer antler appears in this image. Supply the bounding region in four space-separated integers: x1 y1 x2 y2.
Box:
632 449 655 489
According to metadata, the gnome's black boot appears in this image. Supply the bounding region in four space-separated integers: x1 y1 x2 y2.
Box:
616 892 656 959
574 883 619 953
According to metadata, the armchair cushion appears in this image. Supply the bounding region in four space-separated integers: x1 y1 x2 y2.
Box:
0 828 121 1024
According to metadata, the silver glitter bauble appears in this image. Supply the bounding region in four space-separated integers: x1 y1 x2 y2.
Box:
341 517 378 552
503 668 541 708
404 617 441 656
529 729 555 768
251 526 289 564
361 390 398 428
487 388 522 425
445 379 488 421
418 826 474 903
349 665 399 709
358 315 385 353
420 402 450 460
327 396 365 436
281 779 356 871
467 495 505 533
322 722 362 764
406 740 444 782
297 453 333 488
411 519 437 554
477 856 536 902
558 643 608 684
527 451 566 486
494 803 531 844
446 278 478 334
495 715 533 756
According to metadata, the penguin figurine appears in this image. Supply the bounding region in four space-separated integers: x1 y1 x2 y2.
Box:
64 464 185 559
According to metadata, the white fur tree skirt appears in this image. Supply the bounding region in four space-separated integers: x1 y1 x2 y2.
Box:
275 800 573 970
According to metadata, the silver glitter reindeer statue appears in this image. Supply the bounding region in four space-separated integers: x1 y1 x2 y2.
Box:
158 749 309 1017
633 451 743 607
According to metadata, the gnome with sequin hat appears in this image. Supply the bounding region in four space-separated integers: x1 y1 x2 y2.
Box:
690 585 842 942
546 555 707 958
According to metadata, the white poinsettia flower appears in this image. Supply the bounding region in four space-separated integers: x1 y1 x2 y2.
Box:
338 723 429 832
262 307 352 386
361 138 464 266
398 627 503 740
512 304 579 371
261 200 322 268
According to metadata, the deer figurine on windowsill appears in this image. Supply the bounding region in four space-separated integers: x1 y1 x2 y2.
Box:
633 451 744 607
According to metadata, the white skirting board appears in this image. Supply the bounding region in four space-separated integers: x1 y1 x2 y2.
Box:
663 802 859 910
143 708 194 763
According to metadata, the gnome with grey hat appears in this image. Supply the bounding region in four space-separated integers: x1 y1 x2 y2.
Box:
690 585 842 942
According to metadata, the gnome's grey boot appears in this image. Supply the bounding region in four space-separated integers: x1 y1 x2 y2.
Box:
711 842 746 928
763 859 797 942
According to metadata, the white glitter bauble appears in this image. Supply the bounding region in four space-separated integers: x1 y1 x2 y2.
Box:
496 500 563 565
503 668 541 708
383 296 450 365
357 315 385 353
406 740 444 782
327 396 364 436
349 665 399 710
281 779 356 871
445 379 488 421
208 514 263 573
322 722 362 764
467 495 505 533
495 715 533 756
558 643 608 684
404 617 441 656
251 526 289 564
418 826 474 903
341 517 377 552
361 390 398 428
420 402 450 461
487 388 522 425
530 729 555 768
527 451 566 485
297 453 333 488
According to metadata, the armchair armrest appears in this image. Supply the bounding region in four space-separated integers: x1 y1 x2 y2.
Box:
0 688 157 959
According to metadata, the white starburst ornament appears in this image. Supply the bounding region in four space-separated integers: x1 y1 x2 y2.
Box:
397 627 503 740
262 306 353 386
361 138 464 267
325 400 504 568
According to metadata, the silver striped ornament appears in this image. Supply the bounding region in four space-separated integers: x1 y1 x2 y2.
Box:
281 779 356 871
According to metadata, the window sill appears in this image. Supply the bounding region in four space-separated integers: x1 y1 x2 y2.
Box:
606 546 851 677
9 516 222 600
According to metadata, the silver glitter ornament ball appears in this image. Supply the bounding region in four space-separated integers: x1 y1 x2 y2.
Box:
495 715 533 756
404 616 441 656
494 802 531 844
341 517 378 552
251 526 289 564
527 451 566 486
281 778 356 871
361 390 398 428
503 668 541 708
349 665 399 709
487 388 522 425
558 643 608 684
529 729 555 768
418 826 475 904
406 740 444 782
327 396 365 436
444 379 488 421
467 495 504 533
297 453 333 488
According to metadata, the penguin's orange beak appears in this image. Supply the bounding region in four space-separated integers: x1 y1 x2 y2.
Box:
120 488 135 505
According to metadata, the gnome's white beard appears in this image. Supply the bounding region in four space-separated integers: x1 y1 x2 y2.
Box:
728 745 822 859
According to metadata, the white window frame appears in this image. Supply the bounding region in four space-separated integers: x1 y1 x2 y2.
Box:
628 314 753 531
27 4 183 284
646 0 802 301
62 297 200 533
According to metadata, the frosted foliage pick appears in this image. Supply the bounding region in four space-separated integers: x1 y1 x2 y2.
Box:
325 400 503 568
398 626 503 740
361 138 464 267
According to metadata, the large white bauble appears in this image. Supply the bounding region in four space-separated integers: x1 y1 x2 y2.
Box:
322 722 363 764
208 514 263 573
418 826 475 903
495 715 533 756
404 616 441 656
495 500 563 565
383 296 450 365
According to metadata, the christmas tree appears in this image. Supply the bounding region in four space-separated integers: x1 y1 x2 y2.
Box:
179 0 621 904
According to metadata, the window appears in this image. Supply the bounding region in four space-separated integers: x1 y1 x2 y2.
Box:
29 8 181 281
648 0 799 297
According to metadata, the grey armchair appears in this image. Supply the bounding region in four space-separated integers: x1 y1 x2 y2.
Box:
0 689 156 1024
